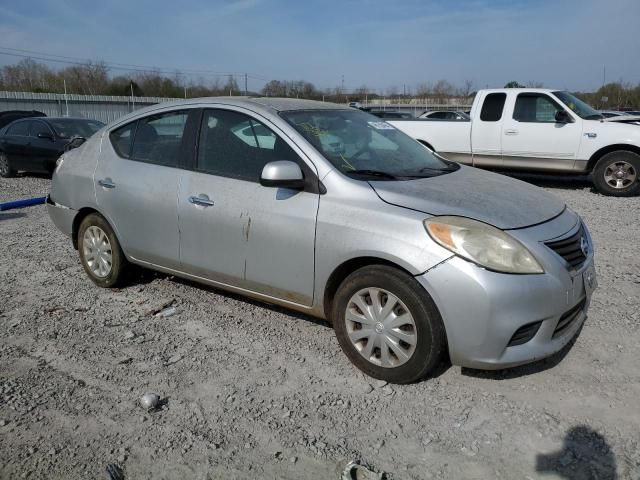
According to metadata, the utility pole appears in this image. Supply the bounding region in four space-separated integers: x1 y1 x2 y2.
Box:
131 82 135 111
244 73 248 96
229 75 233 96
64 79 69 117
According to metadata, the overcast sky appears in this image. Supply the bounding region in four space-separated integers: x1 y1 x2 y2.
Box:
1 0 639 93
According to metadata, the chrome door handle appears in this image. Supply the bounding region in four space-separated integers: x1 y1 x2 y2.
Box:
504 129 518 135
189 195 214 207
98 179 116 189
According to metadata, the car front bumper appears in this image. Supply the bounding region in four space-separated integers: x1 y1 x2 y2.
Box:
416 215 597 370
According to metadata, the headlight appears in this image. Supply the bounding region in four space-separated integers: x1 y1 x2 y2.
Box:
424 216 544 274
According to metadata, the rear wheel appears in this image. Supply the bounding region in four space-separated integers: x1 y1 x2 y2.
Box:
592 151 640 196
78 213 127 287
332 265 447 384
0 152 15 178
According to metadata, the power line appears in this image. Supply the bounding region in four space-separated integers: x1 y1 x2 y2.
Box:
0 46 268 81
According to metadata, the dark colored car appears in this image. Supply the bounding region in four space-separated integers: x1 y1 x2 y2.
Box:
0 117 104 177
371 111 414 119
0 110 46 130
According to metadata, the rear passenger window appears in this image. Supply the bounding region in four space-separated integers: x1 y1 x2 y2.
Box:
130 111 188 166
7 121 29 136
197 109 300 182
480 93 507 122
110 122 136 158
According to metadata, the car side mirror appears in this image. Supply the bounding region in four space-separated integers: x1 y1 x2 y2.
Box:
260 161 304 189
64 136 86 152
37 132 54 140
555 110 572 124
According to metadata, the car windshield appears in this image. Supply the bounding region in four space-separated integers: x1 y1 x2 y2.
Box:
280 109 457 180
48 119 105 139
553 91 603 120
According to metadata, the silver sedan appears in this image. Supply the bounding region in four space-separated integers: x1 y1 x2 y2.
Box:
47 97 597 383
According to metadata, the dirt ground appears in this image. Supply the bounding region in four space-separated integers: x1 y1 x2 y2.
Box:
1 173 639 480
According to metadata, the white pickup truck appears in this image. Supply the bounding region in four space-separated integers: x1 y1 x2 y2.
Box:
388 88 640 196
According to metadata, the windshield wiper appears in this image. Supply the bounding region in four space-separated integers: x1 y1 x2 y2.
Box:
346 169 399 180
585 114 604 120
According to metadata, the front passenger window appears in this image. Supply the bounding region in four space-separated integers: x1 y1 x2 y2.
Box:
197 109 300 182
513 94 562 123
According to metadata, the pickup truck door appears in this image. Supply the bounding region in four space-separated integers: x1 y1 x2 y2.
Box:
501 92 581 171
470 92 506 168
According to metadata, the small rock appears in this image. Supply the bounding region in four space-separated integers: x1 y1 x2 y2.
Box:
140 393 160 410
165 354 182 366
289 456 297 463
381 385 394 396
123 331 136 340
0 420 7 427
374 380 388 388
155 306 177 318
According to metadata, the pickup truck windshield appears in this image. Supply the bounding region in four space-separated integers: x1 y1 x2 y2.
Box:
281 109 457 180
553 91 603 120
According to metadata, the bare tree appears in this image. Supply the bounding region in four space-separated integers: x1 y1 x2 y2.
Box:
458 79 474 97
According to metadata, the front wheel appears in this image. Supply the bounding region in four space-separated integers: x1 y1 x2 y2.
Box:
592 151 640 197
0 152 15 178
332 265 447 384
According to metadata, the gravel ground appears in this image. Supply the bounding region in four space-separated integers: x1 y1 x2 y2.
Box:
1 173 639 480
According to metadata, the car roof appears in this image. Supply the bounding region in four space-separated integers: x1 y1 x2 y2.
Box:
131 96 348 115
0 110 46 116
41 117 103 122
480 88 560 94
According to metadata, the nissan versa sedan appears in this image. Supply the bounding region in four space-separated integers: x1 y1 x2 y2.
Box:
47 97 597 383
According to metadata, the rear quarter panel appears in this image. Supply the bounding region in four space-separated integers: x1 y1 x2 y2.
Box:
50 131 102 210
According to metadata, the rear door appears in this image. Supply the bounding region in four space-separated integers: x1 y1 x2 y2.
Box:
178 108 319 306
471 92 506 167
501 92 581 170
95 109 194 268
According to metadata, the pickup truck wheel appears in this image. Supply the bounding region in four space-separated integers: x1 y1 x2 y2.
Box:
332 265 447 384
593 151 640 197
0 153 15 178
78 213 127 288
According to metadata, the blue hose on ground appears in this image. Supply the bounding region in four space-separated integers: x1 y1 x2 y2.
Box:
0 196 47 211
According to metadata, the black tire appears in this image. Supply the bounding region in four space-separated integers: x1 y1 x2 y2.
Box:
77 213 127 288
332 265 447 384
592 151 640 197
0 152 15 178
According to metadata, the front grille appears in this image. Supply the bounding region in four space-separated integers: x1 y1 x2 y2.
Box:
507 320 543 347
553 298 586 338
545 225 587 269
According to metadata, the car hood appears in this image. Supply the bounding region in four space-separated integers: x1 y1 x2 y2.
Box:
369 166 566 230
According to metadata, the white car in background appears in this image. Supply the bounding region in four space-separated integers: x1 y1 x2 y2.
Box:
418 111 470 121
